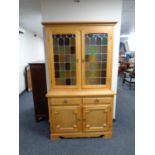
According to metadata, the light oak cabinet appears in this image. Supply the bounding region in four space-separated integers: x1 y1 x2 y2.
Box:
43 22 116 139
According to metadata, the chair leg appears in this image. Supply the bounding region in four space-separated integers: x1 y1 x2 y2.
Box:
122 73 126 86
129 83 131 90
122 78 125 86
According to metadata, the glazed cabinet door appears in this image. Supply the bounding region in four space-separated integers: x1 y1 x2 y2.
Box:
81 26 113 89
51 106 82 133
83 105 112 132
46 28 81 89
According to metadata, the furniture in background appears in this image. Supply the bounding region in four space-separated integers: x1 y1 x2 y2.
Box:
119 55 125 63
118 61 130 76
43 22 116 139
25 65 32 91
122 67 135 89
29 62 49 122
118 50 135 77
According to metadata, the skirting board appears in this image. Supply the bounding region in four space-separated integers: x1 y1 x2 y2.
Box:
19 89 26 96
113 119 116 122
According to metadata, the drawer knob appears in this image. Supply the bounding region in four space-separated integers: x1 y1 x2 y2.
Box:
73 125 77 128
56 125 60 128
103 124 107 127
95 99 99 103
77 118 81 121
104 109 109 113
73 110 77 114
82 59 85 63
86 124 90 128
63 100 68 103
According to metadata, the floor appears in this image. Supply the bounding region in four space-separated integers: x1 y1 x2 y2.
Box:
19 77 135 155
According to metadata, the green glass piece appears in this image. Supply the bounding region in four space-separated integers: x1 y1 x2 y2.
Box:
59 71 65 78
91 37 96 45
71 78 76 85
70 38 75 46
71 71 76 77
59 78 65 85
89 63 97 70
59 46 64 53
90 71 96 77
70 55 76 63
88 46 96 55
102 37 107 45
86 46 89 54
70 63 76 70
64 46 70 54
53 38 58 47
101 46 107 54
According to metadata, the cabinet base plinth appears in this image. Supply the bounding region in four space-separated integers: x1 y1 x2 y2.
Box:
50 134 60 140
103 133 112 138
50 132 112 140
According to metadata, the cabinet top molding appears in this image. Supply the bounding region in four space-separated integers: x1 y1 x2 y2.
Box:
42 21 117 26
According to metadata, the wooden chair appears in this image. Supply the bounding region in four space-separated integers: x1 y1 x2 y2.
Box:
118 61 130 77
122 67 135 89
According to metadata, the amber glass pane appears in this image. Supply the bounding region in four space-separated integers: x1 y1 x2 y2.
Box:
53 34 76 85
85 33 108 85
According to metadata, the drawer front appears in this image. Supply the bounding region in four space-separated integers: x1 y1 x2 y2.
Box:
50 98 81 106
83 97 113 105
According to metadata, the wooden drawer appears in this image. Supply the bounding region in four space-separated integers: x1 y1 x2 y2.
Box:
50 98 82 106
83 97 113 105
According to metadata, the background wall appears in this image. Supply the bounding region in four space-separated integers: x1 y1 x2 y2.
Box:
19 27 45 94
41 0 122 119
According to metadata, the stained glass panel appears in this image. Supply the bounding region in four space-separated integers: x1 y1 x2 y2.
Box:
52 34 76 85
85 33 108 85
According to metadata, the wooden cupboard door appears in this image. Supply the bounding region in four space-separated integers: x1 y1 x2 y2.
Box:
51 106 82 133
81 27 113 89
83 105 112 132
47 29 81 89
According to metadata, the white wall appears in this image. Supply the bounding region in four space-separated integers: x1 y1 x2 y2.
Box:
19 27 45 94
41 0 122 119
128 33 135 51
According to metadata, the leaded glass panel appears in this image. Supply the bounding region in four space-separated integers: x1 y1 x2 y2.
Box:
85 33 108 85
52 34 76 85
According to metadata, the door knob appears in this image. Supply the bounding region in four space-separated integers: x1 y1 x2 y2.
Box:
95 99 99 103
86 124 90 128
73 124 77 128
77 118 81 121
82 59 85 63
63 100 68 103
104 109 109 113
103 124 107 127
56 125 60 128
